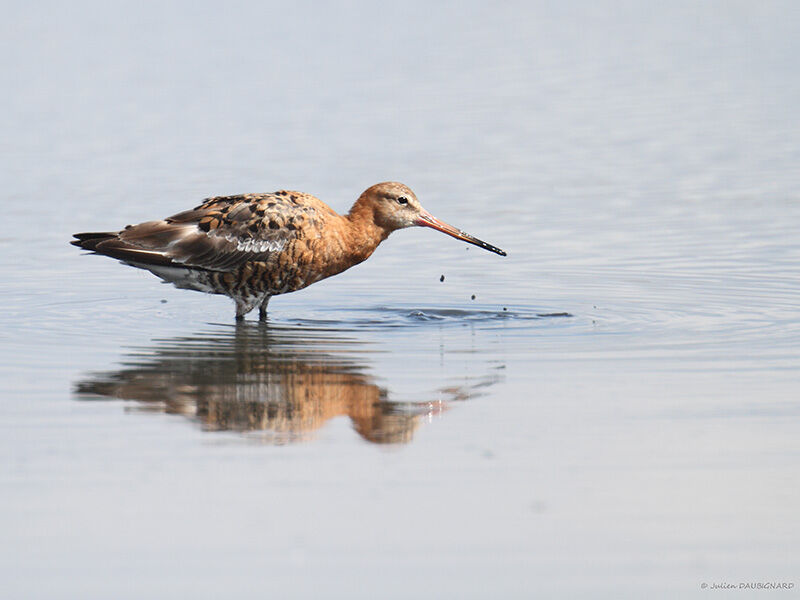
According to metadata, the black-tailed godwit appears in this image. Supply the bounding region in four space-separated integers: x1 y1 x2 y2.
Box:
72 182 506 319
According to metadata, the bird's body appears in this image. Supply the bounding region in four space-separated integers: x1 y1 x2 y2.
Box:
72 182 506 320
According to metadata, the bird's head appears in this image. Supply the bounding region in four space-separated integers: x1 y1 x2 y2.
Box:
356 182 506 256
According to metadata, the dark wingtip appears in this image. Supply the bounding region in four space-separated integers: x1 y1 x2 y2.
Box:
71 232 117 251
73 231 116 241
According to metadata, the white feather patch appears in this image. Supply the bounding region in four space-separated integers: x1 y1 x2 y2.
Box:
224 235 286 253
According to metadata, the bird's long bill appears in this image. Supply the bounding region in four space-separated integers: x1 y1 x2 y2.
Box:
416 211 507 256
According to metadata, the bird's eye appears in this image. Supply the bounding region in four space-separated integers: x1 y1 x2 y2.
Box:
397 196 409 205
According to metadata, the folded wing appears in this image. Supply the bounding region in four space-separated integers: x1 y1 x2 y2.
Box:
72 192 325 272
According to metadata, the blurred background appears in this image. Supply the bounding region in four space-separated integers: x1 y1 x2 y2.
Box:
1 1 799 598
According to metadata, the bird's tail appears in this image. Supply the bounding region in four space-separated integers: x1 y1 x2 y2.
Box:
71 231 118 251
71 230 178 267
71 230 218 293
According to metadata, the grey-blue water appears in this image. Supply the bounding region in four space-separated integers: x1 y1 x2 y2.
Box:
2 2 799 598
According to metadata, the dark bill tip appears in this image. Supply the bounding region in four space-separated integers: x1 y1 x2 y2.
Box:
416 213 507 256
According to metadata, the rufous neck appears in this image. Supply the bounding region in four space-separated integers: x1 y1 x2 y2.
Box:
346 197 392 254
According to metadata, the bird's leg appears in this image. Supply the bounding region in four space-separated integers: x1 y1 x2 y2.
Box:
258 296 271 321
235 297 255 321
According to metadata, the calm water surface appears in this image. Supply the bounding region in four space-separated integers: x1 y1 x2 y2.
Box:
2 2 799 598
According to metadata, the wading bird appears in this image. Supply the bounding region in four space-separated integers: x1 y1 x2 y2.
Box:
72 182 506 320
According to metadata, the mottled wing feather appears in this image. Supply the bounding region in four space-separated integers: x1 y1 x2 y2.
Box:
93 192 328 272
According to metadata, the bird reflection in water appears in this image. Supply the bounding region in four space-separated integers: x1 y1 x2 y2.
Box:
73 322 498 445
